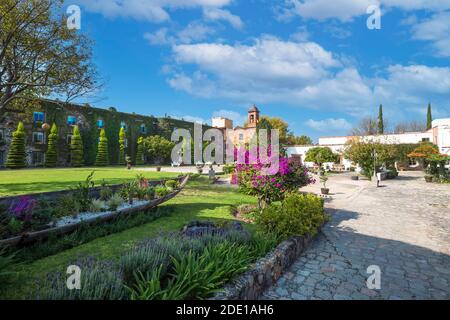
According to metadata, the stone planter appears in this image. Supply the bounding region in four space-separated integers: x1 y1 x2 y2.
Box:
321 188 330 195
351 175 359 181
156 166 161 172
425 176 433 183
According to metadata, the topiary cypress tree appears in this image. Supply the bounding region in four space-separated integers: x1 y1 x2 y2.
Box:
6 122 27 169
45 123 58 167
95 129 109 166
118 127 126 165
71 125 84 167
378 104 384 134
427 103 433 130
136 136 145 165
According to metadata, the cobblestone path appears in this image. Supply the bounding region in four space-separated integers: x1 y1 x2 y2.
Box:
261 172 450 300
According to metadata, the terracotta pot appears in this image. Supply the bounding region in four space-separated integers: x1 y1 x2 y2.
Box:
321 188 329 195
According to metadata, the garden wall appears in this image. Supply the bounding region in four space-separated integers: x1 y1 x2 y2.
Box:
211 231 318 300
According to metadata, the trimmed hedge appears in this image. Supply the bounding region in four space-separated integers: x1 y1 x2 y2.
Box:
45 124 58 167
6 122 27 169
95 129 109 166
70 126 84 167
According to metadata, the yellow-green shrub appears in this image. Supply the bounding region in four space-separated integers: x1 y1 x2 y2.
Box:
257 193 327 239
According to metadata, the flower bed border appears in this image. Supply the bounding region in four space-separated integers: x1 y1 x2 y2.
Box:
211 222 326 300
0 175 189 248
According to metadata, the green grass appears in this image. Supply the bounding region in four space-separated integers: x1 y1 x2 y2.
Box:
0 177 256 299
0 167 180 196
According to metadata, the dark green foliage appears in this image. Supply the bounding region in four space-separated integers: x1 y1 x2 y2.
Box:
135 137 145 165
118 127 126 165
164 180 179 190
223 164 236 174
143 135 175 165
95 129 109 166
70 126 84 167
6 122 26 169
45 123 58 167
427 103 433 130
378 104 384 134
155 185 170 198
0 247 16 288
305 147 338 166
257 193 327 240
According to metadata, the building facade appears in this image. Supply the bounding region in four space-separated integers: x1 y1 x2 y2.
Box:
0 99 203 167
212 105 260 146
286 118 450 169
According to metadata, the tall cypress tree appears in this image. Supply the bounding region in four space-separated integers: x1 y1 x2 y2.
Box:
45 123 58 167
95 129 109 166
136 136 145 165
427 103 433 130
118 127 126 165
6 122 27 169
71 125 84 167
378 104 384 134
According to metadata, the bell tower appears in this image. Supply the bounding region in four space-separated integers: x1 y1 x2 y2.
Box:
247 105 260 128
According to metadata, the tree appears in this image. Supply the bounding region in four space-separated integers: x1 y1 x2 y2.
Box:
394 121 426 134
344 140 395 179
0 0 99 111
143 135 174 165
378 104 384 134
350 117 378 136
246 116 290 144
135 137 145 165
70 125 84 167
305 147 338 167
287 135 313 145
118 127 126 165
427 103 433 130
407 143 439 169
95 129 109 166
6 121 26 168
45 123 58 167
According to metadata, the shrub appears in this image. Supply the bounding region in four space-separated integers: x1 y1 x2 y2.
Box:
165 180 179 190
305 147 338 167
118 127 127 165
54 195 80 218
45 123 58 167
70 126 84 167
107 193 124 211
136 137 145 165
257 193 327 239
72 171 95 212
223 164 236 174
95 129 109 166
36 258 126 300
100 187 113 201
90 199 105 213
146 186 155 200
155 185 170 198
143 135 174 165
6 122 26 169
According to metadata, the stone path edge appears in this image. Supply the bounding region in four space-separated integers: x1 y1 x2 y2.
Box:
210 221 328 300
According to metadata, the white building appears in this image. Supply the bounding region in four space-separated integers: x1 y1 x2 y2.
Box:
286 118 450 169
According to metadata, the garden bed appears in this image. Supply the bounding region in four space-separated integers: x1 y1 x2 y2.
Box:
0 175 189 248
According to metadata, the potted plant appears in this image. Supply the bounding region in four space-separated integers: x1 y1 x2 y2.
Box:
424 174 433 183
155 166 161 172
351 174 359 181
320 175 329 195
126 156 132 170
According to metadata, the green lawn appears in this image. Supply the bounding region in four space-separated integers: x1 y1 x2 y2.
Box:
0 177 256 299
0 167 180 197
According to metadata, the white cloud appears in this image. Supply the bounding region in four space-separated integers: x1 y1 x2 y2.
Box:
203 8 244 29
165 36 450 117
77 0 233 22
411 11 450 57
212 109 246 126
277 0 450 22
144 22 215 45
306 118 352 131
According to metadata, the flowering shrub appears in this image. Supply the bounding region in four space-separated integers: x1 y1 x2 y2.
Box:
9 196 37 222
232 147 315 210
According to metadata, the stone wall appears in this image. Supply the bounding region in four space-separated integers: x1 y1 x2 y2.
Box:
211 232 317 300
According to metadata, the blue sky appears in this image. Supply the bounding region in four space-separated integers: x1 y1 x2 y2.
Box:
70 0 450 141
